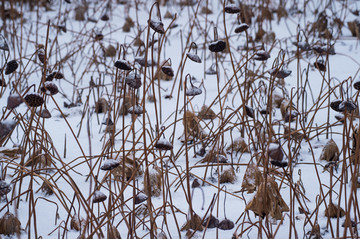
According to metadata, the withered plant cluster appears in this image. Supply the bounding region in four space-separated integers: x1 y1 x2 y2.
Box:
0 0 359 238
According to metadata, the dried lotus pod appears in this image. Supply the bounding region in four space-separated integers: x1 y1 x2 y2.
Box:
186 86 202 96
161 65 174 77
134 192 147 204
219 168 236 184
234 23 249 33
155 137 173 150
268 68 292 78
125 72 141 89
114 59 132 71
70 214 85 231
325 202 345 218
7 94 23 109
314 59 326 71
5 60 18 75
0 34 9 51
202 215 219 228
245 105 255 118
292 41 311 51
338 100 357 112
191 179 200 188
354 79 360 90
40 82 59 95
135 57 153 67
0 181 11 197
122 17 135 32
241 164 262 193
37 48 45 63
0 212 21 235
218 218 234 230
284 110 299 123
319 139 339 162
209 40 226 52
100 13 109 21
330 99 343 112
93 190 107 203
24 93 44 107
180 213 204 231
128 105 144 115
100 159 120 171
187 53 201 63
224 4 241 14
254 50 270 61
148 19 165 34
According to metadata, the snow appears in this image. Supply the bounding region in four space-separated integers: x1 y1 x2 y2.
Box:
0 0 359 238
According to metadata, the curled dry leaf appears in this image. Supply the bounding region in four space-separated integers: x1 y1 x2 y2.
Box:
0 180 11 197
95 98 109 114
325 202 345 218
219 167 237 184
226 136 249 154
241 164 262 193
319 139 339 162
111 155 142 180
197 105 216 120
181 213 204 231
70 214 85 231
40 181 53 196
144 165 162 197
107 225 121 239
183 111 207 141
0 212 21 235
245 176 289 220
24 148 53 169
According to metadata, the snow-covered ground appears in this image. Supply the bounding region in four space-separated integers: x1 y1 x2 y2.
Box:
0 0 359 238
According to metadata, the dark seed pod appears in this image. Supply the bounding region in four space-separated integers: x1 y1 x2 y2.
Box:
5 60 18 75
95 33 104 41
314 59 326 71
245 105 254 118
186 53 201 63
269 68 292 78
40 82 59 95
38 48 45 63
270 160 288 167
0 79 6 87
354 79 360 90
7 94 23 109
115 60 132 71
100 159 120 171
125 72 142 89
330 99 343 112
224 4 241 14
234 23 249 33
135 57 153 67
202 215 219 228
161 65 174 77
93 190 107 203
191 179 200 188
292 42 311 51
128 105 144 115
218 219 234 230
24 93 44 107
339 100 357 112
254 50 270 61
312 45 335 55
149 20 165 34
135 193 147 204
186 86 202 96
100 14 109 21
53 72 64 79
259 107 270 115
284 111 298 122
0 180 11 197
268 143 284 161
209 40 226 52
155 138 173 150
